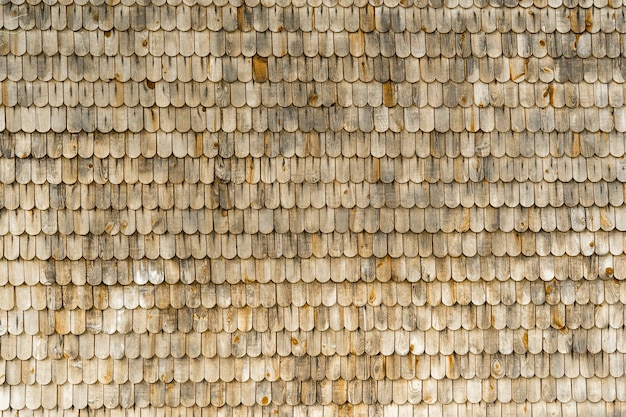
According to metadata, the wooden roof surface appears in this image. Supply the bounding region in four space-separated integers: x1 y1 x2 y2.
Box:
0 0 625 415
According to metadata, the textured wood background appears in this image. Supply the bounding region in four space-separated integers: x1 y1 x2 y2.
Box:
0 0 625 415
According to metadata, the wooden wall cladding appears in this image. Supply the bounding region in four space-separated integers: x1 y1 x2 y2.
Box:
0 0 625 415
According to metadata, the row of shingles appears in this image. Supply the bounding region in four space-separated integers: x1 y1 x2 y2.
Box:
0 220 625 257
4 4 626 58
0 355 624 408
1 131 623 158
1 334 624 392
6 78 626 107
0 382 622 411
0 252 621 286
0 131 589 164
7 75 624 107
0 403 623 417
1 153 624 184
1 327 624 371
0 181 622 209
0 230 625 260
0 180 621 210
2 58 624 112
0 3 587 42
1 359 625 401
0 403 620 417
12 3 626 35
5 331 624 388
13 0 625 9
5 52 624 88
1 282 622 335
1 304 622 335
4 342 626 378
0 205 625 237
3 107 626 137
3 276 623 309
6 54 623 84
1 203 624 232
3 102 625 134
